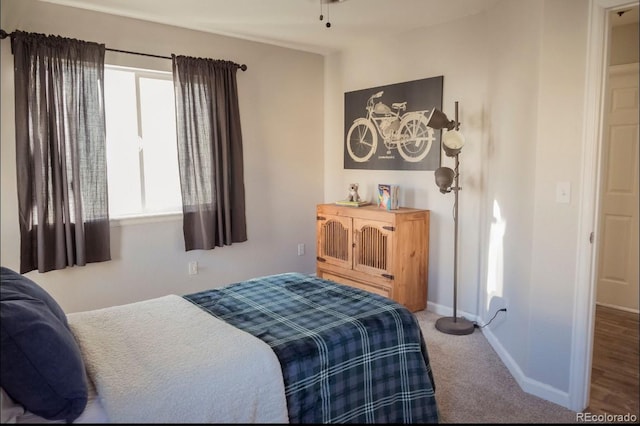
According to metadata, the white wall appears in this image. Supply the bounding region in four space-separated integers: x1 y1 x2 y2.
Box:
324 0 591 410
482 0 542 375
528 0 588 395
0 0 324 313
324 11 489 320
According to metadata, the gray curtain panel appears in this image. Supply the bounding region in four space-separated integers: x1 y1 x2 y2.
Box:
172 55 247 250
12 31 111 273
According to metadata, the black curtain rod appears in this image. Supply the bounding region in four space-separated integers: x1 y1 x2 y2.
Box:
0 29 248 71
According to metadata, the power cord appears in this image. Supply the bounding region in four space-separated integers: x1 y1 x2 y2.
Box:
473 308 507 329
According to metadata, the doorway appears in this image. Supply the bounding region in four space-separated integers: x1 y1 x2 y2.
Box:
595 9 639 314
572 0 639 414
588 2 639 416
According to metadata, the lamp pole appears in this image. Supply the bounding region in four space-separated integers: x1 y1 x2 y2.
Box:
452 152 460 322
435 101 475 335
452 102 461 322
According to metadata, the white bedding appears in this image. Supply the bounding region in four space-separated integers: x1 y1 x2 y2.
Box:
66 295 288 424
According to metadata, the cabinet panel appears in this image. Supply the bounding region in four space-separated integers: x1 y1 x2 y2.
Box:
353 218 393 278
320 272 392 299
316 214 352 269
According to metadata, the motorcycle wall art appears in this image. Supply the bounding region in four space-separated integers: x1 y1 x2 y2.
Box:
344 76 443 171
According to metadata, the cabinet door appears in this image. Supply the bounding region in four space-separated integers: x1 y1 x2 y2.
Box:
317 214 352 269
353 218 394 279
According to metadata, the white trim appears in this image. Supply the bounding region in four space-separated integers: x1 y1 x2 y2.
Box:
482 327 571 409
426 301 480 325
570 0 637 413
105 63 172 77
110 211 182 227
426 305 573 409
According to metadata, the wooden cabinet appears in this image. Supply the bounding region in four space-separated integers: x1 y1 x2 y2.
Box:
316 203 429 312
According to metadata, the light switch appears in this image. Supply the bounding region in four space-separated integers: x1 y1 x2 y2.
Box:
556 181 571 204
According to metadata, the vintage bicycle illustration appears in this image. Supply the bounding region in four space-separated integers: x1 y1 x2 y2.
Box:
346 91 436 163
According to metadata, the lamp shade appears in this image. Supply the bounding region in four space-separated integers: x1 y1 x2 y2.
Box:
426 109 456 130
442 130 465 157
435 167 455 193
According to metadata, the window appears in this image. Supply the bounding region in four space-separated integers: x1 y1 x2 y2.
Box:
104 66 182 219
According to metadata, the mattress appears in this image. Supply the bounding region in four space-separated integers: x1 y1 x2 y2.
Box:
2 272 439 423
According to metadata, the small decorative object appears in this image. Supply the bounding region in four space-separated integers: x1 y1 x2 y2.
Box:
335 199 370 207
335 183 370 207
377 184 399 210
347 183 361 202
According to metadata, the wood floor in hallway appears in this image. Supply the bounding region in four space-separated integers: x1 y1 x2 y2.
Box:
588 304 639 418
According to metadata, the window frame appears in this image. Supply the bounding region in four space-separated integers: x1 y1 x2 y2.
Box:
104 64 183 225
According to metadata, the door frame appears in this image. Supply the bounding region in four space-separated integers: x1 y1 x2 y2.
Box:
570 0 637 412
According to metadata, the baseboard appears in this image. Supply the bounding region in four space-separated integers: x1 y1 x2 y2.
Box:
480 326 572 410
426 301 479 324
425 301 573 410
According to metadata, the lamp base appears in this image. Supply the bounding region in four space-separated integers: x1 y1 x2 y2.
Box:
435 316 475 335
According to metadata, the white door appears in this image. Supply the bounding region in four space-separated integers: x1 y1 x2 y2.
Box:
596 63 639 311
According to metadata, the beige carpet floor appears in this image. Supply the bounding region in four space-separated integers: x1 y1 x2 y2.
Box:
415 310 580 423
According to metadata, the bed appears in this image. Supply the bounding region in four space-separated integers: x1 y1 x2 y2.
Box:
0 268 439 423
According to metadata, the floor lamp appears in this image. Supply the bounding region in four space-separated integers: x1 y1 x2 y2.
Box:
428 102 475 335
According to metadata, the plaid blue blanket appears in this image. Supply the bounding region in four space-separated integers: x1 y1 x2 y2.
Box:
184 272 439 423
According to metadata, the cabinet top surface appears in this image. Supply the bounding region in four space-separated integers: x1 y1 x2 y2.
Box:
318 204 429 214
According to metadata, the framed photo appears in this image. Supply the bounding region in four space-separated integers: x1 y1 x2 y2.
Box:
344 76 443 170
377 184 400 210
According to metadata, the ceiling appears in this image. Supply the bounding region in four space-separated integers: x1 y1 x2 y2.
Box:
38 0 502 55
610 5 640 27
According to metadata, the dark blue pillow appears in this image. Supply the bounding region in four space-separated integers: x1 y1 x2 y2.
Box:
0 267 68 327
0 267 88 422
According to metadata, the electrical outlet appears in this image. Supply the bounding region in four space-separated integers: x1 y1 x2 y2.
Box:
188 261 198 275
297 243 305 256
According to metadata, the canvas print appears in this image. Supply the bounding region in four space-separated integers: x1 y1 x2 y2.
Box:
344 76 443 170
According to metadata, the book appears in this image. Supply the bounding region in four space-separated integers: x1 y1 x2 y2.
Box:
377 184 399 210
335 200 371 207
